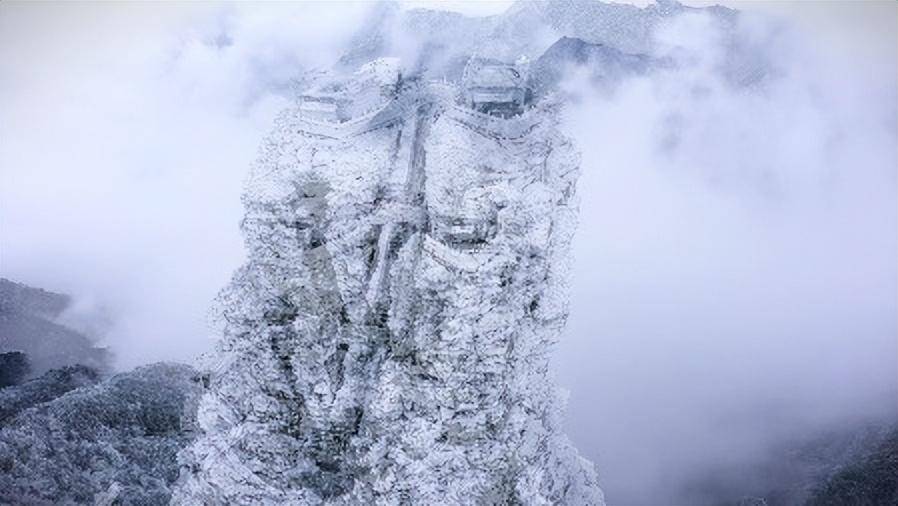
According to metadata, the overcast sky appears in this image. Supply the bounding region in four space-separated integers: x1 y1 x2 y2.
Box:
1 2 895 505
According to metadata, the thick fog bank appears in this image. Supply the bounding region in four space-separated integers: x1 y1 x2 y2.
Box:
0 2 371 368
556 6 897 505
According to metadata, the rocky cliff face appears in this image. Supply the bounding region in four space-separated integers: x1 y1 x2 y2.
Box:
172 56 603 504
172 2 753 503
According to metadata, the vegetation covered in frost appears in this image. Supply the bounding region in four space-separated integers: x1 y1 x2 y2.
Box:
0 363 201 505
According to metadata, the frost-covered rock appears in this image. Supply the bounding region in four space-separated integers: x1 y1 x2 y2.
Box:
173 1 758 502
173 50 603 505
0 362 202 505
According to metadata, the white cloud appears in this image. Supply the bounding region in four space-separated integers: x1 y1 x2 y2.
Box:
556 9 896 504
0 2 371 368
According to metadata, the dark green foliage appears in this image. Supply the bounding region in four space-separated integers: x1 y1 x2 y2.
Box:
807 428 898 506
0 351 30 388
